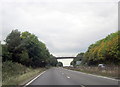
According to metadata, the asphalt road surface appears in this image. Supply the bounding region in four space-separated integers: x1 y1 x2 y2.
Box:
25 67 119 87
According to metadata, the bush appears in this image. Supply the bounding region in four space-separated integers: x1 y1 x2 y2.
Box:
2 61 30 84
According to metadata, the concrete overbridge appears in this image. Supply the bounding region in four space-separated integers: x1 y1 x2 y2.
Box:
56 57 77 59
55 57 80 66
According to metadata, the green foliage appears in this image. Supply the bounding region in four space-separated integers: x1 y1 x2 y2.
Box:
2 45 12 61
2 61 46 85
20 31 50 67
57 62 63 67
19 50 29 65
84 31 120 65
47 54 58 66
2 61 30 83
0 40 1 49
5 30 21 62
5 30 21 51
2 29 57 67
71 52 84 66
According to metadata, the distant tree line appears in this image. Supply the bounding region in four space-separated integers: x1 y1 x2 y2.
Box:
71 53 84 66
57 62 63 67
2 30 58 67
71 31 120 66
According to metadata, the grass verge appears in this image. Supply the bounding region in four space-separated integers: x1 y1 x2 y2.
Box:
64 66 119 79
2 61 46 85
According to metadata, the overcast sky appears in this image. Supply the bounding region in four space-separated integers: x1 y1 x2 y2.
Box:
1 0 118 57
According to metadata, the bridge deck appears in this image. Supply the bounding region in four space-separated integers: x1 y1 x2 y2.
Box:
55 57 77 59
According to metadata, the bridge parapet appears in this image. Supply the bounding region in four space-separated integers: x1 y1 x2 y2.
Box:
55 57 78 59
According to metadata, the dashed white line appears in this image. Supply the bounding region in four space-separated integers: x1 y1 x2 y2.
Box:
67 76 70 79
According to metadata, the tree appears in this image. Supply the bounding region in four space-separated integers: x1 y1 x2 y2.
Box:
2 44 12 62
19 50 29 65
71 52 84 66
21 31 51 67
3 30 52 67
84 31 120 65
5 30 22 62
47 54 58 66
57 62 63 67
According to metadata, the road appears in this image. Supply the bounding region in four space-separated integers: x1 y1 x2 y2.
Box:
25 67 119 87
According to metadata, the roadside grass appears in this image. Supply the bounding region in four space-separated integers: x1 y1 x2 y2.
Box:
2 61 46 85
64 66 119 79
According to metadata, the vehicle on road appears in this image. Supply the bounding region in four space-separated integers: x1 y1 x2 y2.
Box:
98 64 105 69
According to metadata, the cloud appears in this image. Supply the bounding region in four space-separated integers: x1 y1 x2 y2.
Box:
1 0 118 56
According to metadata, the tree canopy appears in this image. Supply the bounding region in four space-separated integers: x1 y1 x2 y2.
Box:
84 31 120 65
71 52 84 66
2 30 58 67
57 62 63 67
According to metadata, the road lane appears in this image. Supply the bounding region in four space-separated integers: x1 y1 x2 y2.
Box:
29 67 77 85
59 68 118 85
26 67 119 86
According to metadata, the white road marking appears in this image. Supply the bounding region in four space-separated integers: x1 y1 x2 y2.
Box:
67 76 70 79
81 84 86 87
23 71 46 87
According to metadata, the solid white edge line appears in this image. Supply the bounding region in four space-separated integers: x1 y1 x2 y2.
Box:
23 71 46 87
63 68 119 81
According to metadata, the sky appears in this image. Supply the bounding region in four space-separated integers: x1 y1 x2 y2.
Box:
1 0 119 57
